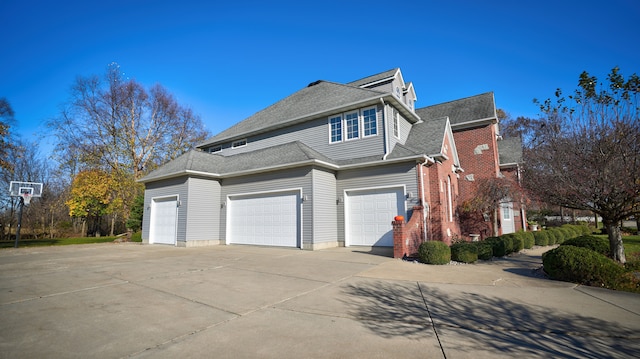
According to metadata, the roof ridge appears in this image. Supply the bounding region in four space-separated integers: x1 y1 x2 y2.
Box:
417 91 494 110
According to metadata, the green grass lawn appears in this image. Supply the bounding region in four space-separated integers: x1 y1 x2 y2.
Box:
594 234 640 258
0 232 142 249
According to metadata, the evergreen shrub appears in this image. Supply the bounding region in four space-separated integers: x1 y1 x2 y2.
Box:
542 246 625 289
485 236 505 257
451 242 478 263
475 241 493 260
418 241 451 265
521 231 535 249
533 231 549 246
562 235 610 257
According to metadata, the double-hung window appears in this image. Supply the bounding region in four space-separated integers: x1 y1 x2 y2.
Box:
362 107 377 137
329 115 342 143
345 111 359 140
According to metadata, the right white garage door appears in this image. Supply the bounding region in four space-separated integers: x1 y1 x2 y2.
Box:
346 187 404 246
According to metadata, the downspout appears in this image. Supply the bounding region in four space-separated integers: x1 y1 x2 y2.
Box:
419 161 428 241
381 98 390 160
419 156 435 242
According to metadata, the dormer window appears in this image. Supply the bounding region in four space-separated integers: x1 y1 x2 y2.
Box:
395 86 401 98
232 139 247 148
210 145 222 153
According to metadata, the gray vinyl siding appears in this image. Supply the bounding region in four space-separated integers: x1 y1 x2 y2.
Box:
211 105 385 161
185 177 221 242
220 167 313 247
142 176 189 243
399 111 413 143
386 106 414 153
336 162 419 244
311 167 338 245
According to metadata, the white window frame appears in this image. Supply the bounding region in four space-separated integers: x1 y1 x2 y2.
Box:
345 110 359 140
447 176 453 222
329 115 343 143
362 106 377 137
210 145 222 153
232 139 247 149
393 110 400 138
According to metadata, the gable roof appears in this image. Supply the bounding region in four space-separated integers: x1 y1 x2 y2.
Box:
389 116 461 168
498 137 523 166
347 68 400 88
199 81 396 147
415 92 497 129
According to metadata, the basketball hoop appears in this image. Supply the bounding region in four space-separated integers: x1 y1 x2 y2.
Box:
22 193 32 205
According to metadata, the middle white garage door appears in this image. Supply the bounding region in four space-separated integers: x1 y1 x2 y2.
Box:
346 187 405 246
227 191 300 247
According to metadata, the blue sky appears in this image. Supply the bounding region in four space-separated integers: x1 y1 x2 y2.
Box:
2 0 639 149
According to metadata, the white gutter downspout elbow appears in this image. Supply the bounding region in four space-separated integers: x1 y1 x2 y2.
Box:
381 98 391 160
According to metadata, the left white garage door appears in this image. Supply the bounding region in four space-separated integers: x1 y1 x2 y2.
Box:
150 196 177 245
228 191 300 247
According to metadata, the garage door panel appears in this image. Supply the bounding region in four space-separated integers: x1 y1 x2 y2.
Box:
150 197 177 245
347 188 404 247
228 191 299 247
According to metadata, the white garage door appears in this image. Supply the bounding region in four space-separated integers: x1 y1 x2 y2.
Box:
346 187 404 246
227 191 300 247
150 196 178 245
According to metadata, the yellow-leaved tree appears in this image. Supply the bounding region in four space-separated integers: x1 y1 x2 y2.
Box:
66 169 118 237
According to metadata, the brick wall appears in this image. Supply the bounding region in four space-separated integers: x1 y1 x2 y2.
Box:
393 206 425 258
453 123 500 238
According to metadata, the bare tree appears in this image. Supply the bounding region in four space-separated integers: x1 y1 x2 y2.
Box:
523 67 640 263
47 63 210 232
48 63 210 180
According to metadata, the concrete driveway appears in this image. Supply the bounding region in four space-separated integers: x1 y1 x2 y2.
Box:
0 243 638 358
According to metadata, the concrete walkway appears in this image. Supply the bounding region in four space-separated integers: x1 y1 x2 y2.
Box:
0 243 638 358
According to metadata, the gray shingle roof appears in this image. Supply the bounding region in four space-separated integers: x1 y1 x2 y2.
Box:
347 68 399 87
199 81 387 147
415 92 496 126
498 137 523 165
139 142 338 183
400 117 449 156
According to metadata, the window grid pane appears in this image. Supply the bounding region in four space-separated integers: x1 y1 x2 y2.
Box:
363 108 377 136
346 112 359 139
393 111 399 138
330 116 342 142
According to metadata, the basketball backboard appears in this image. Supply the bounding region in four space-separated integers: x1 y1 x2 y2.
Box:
9 181 43 198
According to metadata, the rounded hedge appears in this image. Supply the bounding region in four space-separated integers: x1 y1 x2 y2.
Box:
485 236 505 257
522 231 535 249
546 229 559 245
475 242 493 260
533 231 549 246
451 242 478 263
542 245 625 289
418 241 451 265
561 235 610 257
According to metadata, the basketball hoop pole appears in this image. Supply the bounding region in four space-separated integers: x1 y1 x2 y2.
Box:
14 196 24 248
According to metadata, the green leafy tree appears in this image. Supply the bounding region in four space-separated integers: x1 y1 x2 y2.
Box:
126 194 145 232
523 67 640 263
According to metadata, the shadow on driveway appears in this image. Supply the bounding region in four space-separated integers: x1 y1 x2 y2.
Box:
342 280 639 358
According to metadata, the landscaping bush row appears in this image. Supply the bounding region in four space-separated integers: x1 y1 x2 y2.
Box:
542 235 640 293
418 224 592 265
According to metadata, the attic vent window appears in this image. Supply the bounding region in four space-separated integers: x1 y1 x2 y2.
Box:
232 139 247 148
210 146 222 153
